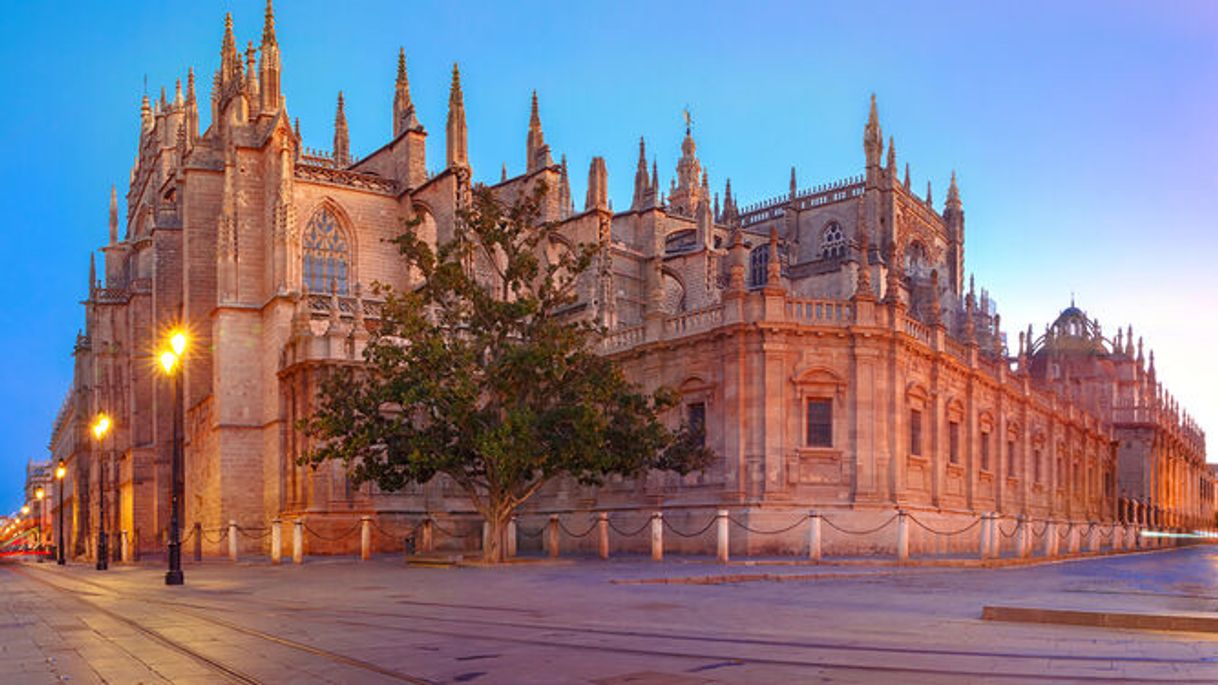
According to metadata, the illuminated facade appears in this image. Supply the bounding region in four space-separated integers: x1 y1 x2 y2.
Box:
49 3 1213 560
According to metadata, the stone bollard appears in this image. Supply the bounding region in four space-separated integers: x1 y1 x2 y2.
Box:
1044 520 1057 558
360 516 372 561
808 512 822 562
597 512 609 560
228 520 239 562
716 509 729 564
1088 524 1101 553
1126 524 1137 551
1017 516 1030 559
121 530 129 563
547 514 560 559
991 516 1003 560
507 517 517 559
1067 523 1080 554
292 518 304 564
896 511 910 563
271 519 283 564
193 522 203 562
651 512 663 561
420 517 433 552
979 513 992 560
1111 524 1122 552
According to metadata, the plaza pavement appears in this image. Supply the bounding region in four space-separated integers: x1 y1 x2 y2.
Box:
1 546 1217 684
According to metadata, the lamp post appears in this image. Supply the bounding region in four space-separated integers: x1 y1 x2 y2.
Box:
20 505 29 550
91 413 112 571
55 460 66 565
159 329 188 586
34 487 45 562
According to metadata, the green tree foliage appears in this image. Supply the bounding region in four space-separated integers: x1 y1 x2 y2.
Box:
303 183 714 562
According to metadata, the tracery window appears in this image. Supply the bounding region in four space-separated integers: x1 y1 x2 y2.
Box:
749 245 769 288
821 222 846 260
303 208 350 294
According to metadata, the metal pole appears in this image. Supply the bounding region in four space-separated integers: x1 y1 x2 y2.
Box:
96 448 108 570
57 474 65 565
166 368 184 585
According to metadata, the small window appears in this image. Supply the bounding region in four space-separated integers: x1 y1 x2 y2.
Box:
687 402 706 447
948 422 960 465
821 222 846 260
806 399 832 447
980 431 991 471
909 409 923 457
1007 440 1017 477
748 245 769 288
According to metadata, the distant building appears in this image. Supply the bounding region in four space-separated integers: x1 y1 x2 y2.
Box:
49 3 1213 560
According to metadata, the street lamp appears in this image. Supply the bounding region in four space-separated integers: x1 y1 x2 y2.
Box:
55 460 66 565
34 487 45 562
91 413 112 571
159 328 188 586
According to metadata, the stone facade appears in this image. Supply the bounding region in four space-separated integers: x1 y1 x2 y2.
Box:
48 3 1214 561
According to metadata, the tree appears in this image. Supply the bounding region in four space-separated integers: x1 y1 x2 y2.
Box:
302 182 714 562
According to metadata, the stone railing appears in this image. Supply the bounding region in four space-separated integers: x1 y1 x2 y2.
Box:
944 337 969 361
665 305 723 336
306 293 383 320
295 164 399 195
602 324 645 353
93 287 131 304
902 317 931 345
739 175 866 226
786 298 853 324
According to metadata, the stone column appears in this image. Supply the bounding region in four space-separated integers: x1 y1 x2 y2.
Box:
121 530 129 563
271 519 282 564
1044 520 1057 558
597 512 609 560
716 509 729 563
228 520 238 562
1017 516 1030 559
979 512 992 560
896 510 909 563
1111 523 1122 552
1067 522 1079 554
547 514 560 559
507 516 517 558
651 512 663 561
292 518 304 564
808 512 822 562
360 516 372 561
420 518 433 552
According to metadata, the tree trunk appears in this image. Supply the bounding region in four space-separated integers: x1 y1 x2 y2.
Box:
483 506 513 564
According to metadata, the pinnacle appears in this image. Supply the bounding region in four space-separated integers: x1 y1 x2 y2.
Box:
262 0 277 45
396 47 407 84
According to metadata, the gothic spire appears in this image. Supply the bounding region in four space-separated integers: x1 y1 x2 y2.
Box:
925 180 933 207
946 170 961 209
174 78 183 107
864 93 882 168
220 13 241 86
392 48 420 137
262 0 277 46
259 0 282 113
334 91 350 165
903 162 910 189
886 135 896 173
586 157 608 210
525 90 551 172
446 63 468 168
789 166 797 199
632 137 649 210
88 252 96 295
108 185 118 244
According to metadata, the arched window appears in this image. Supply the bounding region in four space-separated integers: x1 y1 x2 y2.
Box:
303 208 350 294
749 245 769 288
821 222 845 259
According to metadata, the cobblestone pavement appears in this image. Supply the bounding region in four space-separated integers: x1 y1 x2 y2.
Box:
2 546 1217 684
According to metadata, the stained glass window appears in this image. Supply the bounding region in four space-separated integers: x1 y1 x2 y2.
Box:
303 208 349 294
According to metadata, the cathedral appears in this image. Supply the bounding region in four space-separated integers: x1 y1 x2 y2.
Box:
48 2 1214 561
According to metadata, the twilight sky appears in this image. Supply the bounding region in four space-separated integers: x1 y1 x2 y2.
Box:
1 1 1214 514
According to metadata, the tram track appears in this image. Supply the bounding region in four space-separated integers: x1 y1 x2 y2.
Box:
18 564 1216 683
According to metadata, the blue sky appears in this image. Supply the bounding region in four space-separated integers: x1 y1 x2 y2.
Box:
1 1 1215 513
